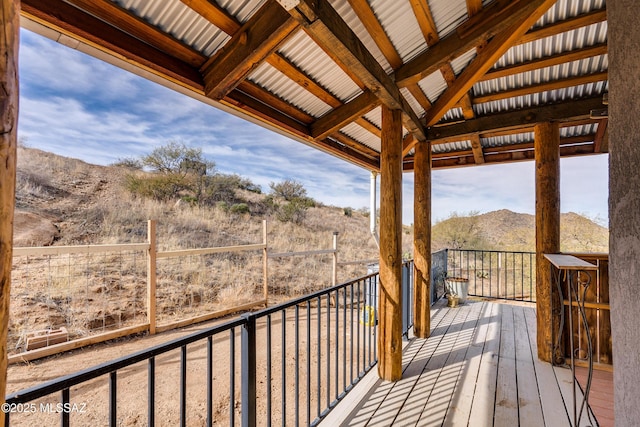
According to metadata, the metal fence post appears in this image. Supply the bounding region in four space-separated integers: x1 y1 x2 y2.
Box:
241 314 256 427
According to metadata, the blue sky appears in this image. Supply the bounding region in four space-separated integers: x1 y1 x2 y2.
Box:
17 29 609 226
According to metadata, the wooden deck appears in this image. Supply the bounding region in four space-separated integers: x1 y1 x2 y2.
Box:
321 299 602 427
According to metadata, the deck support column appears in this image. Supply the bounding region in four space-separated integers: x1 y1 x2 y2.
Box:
413 141 431 339
534 122 561 363
378 106 403 381
0 0 19 421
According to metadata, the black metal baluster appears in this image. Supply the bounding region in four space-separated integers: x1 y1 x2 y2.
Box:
62 388 70 427
266 315 272 427
230 328 235 427
109 372 116 427
306 302 311 427
326 293 331 410
206 337 212 427
149 357 155 427
295 305 300 426
334 290 339 402
180 345 187 427
281 310 286 427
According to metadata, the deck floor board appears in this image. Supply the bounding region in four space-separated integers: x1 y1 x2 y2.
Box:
330 299 602 427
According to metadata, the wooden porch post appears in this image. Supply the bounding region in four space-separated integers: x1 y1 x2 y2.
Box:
0 0 19 420
534 122 561 363
413 140 431 339
378 106 403 381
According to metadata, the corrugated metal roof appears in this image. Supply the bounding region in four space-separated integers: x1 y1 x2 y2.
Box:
482 132 534 148
113 0 231 56
400 87 425 118
433 140 473 154
278 29 363 104
474 80 608 115
247 62 333 118
561 123 598 138
341 122 382 151
363 107 382 130
534 0 606 30
370 0 426 63
419 70 448 103
428 0 470 40
328 0 392 73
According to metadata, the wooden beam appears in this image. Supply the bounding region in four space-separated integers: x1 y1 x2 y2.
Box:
441 63 476 119
473 71 609 104
517 9 607 46
347 0 403 69
311 91 378 139
594 119 609 153
237 81 315 124
201 0 299 99
426 96 604 142
406 83 432 113
179 0 241 35
420 0 557 132
331 131 380 159
265 53 342 108
470 134 485 164
224 89 310 137
466 0 484 17
409 0 439 46
480 43 608 82
290 0 427 141
321 136 381 171
0 0 18 418
378 106 403 381
355 117 382 138
65 0 206 68
413 140 431 339
21 0 204 90
535 122 561 364
395 0 536 87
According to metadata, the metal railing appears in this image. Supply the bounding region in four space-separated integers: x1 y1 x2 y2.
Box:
447 249 536 302
6 262 421 427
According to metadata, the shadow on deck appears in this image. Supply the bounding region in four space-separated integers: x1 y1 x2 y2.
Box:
321 299 604 427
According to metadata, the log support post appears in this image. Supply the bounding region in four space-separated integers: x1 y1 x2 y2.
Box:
0 0 19 421
378 106 403 381
534 121 561 363
413 140 432 339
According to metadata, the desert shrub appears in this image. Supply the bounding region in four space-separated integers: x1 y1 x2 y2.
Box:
269 179 308 201
141 141 214 176
230 203 250 214
275 198 308 224
343 207 353 217
125 173 188 201
111 157 143 170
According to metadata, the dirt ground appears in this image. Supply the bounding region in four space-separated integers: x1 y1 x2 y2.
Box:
6 297 376 426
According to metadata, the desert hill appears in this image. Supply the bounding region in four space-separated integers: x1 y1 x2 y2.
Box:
431 209 608 253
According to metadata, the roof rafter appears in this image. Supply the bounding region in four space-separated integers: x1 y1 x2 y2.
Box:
201 0 299 99
409 0 439 46
469 134 485 164
179 0 240 35
331 132 380 159
426 96 604 143
321 136 380 170
473 71 608 104
516 8 607 46
466 0 484 17
65 0 206 68
287 0 426 141
395 0 532 88
421 0 557 125
480 43 608 82
311 91 379 139
594 119 609 153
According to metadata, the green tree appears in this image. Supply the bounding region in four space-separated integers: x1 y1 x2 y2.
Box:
141 141 214 176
